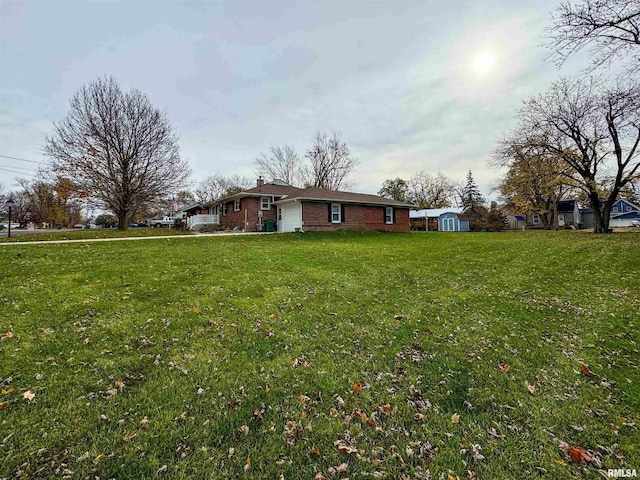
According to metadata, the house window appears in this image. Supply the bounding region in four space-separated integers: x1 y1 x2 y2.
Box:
532 214 540 224
233 199 241 212
612 206 618 212
331 203 341 223
222 203 227 216
261 197 271 210
277 207 282 221
385 206 393 224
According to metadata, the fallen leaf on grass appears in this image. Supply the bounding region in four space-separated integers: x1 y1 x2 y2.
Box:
265 384 271 393
381 404 392 415
122 431 138 442
23 391 35 402
114 380 125 389
2 387 14 395
1 332 13 341
335 440 358 454
353 383 363 394
579 365 595 377
333 463 348 473
0 401 8 410
567 446 593 463
309 446 321 456
499 364 510 373
451 413 460 424
244 457 251 472
525 382 536 394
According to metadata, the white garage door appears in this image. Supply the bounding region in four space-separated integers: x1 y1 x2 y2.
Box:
279 203 302 232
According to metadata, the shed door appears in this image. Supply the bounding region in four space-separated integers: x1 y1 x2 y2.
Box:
280 203 302 232
443 217 455 231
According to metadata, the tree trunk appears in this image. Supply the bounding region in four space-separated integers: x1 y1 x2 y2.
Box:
590 194 611 233
118 212 128 231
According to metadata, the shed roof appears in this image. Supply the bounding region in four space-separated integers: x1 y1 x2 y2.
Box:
410 207 464 219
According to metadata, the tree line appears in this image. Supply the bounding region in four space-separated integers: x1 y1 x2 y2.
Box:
493 0 640 233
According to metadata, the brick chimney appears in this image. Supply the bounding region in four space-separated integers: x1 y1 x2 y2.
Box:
257 176 265 189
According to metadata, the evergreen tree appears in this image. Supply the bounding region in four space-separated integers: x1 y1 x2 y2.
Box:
461 171 484 217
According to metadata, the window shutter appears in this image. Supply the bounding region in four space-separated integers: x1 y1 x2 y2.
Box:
328 203 332 223
392 208 396 224
238 199 241 210
341 204 346 223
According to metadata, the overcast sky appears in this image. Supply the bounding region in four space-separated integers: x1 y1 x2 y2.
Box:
0 0 583 197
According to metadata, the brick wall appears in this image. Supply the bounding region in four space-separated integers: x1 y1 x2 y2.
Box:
302 202 410 232
218 197 277 232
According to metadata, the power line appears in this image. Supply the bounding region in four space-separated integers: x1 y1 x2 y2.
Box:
0 154 47 165
0 166 35 177
0 164 36 172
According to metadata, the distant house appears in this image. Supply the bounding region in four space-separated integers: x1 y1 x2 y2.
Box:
438 211 470 231
504 214 526 230
410 208 464 231
609 199 640 228
580 198 639 229
526 200 582 229
188 178 413 232
557 200 582 228
579 207 594 230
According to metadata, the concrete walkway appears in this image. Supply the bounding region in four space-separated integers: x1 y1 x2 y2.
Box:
0 231 276 246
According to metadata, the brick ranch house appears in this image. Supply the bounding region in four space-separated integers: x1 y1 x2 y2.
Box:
187 178 413 232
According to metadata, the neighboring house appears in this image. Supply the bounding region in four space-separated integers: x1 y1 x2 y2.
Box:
580 198 639 229
438 212 470 232
410 208 464 231
526 200 582 229
504 214 526 230
609 198 640 228
190 178 413 232
580 207 594 230
557 200 581 228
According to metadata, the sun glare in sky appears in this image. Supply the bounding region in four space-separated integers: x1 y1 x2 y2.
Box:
471 51 496 75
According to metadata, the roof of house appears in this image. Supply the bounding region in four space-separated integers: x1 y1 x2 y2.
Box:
410 207 464 219
273 187 414 207
557 200 578 212
204 182 307 206
206 181 414 208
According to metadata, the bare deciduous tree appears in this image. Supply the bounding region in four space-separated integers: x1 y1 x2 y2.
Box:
510 77 640 233
44 76 190 230
408 170 457 209
256 145 303 186
546 0 640 74
304 132 358 191
193 173 252 203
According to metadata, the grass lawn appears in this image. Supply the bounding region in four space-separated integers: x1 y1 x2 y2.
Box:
0 227 191 243
0 231 638 479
